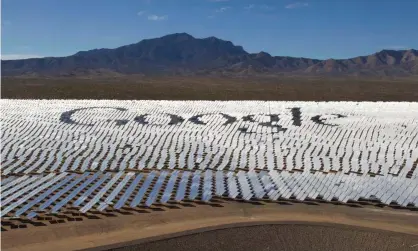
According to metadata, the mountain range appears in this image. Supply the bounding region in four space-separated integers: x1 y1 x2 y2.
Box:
2 33 418 77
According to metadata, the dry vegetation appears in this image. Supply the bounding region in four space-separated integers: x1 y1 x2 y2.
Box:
2 76 418 101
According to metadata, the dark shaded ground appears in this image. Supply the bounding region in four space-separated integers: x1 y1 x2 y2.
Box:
89 223 418 251
2 77 418 101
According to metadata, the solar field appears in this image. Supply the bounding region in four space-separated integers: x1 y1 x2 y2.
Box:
1 100 418 231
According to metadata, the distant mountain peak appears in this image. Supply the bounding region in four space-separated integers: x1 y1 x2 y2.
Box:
160 32 195 41
255 51 272 58
204 36 218 40
1 33 417 78
379 49 403 53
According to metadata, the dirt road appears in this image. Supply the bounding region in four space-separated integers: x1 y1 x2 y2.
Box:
2 202 418 251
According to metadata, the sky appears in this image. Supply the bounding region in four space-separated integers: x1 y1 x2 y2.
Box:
1 0 418 60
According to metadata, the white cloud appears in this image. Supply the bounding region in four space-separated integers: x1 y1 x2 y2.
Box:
147 14 168 21
137 11 146 16
1 54 44 60
244 4 255 10
215 6 230 12
285 2 309 9
244 4 274 11
260 4 275 11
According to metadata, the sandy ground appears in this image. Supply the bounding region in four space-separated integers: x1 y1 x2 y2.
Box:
2 202 418 251
91 224 418 251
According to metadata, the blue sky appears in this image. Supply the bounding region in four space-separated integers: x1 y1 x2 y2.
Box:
2 0 418 60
